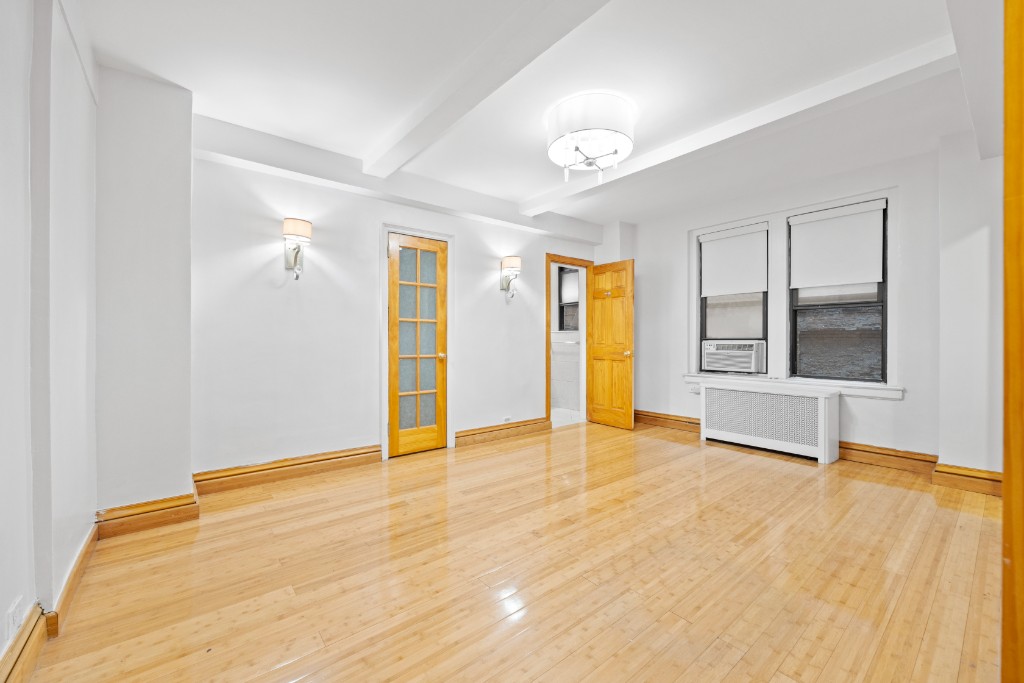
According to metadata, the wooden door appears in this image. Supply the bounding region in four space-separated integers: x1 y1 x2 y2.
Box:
388 234 448 456
587 260 634 429
1004 0 1023 675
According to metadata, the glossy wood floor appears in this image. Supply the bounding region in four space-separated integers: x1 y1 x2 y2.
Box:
32 423 1001 682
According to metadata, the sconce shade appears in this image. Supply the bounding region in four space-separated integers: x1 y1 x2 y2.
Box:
283 218 313 242
501 255 522 272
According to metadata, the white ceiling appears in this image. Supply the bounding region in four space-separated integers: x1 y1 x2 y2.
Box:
85 0 523 158
405 0 953 203
85 0 975 227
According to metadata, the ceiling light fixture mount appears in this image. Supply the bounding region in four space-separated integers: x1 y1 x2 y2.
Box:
546 92 635 184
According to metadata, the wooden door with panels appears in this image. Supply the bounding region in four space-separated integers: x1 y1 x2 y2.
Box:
388 233 448 456
587 259 635 429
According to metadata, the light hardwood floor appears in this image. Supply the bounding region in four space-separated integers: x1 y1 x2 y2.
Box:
31 423 1001 682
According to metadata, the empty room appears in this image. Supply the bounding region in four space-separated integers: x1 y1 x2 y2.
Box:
2 0 1020 681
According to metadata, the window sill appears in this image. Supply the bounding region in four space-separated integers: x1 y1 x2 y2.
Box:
683 373 905 401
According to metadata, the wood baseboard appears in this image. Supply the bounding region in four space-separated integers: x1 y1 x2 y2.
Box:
932 464 1003 497
44 525 98 637
1 605 46 683
838 441 939 475
632 412 943 477
634 410 701 433
455 418 551 447
193 445 381 494
96 485 200 540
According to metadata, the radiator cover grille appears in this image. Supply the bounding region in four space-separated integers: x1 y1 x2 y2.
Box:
704 387 819 448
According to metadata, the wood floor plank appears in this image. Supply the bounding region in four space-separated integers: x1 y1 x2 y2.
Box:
29 423 1000 682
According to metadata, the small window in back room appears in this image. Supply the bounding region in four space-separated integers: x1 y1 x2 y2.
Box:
558 267 579 331
789 200 887 382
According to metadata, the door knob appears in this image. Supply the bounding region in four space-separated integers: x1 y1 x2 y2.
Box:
624 351 632 357
438 353 447 360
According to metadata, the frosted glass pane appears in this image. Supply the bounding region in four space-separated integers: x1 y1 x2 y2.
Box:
420 287 436 320
399 285 417 318
419 393 436 427
420 250 437 284
399 359 416 392
420 322 436 355
399 395 416 429
399 322 416 355
399 247 417 282
419 358 436 391
705 293 764 339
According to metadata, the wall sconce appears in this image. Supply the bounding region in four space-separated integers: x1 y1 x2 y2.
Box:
283 218 312 280
500 255 522 299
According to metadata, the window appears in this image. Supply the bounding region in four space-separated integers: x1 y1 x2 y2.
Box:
699 227 768 371
558 267 579 331
789 200 886 382
702 292 767 339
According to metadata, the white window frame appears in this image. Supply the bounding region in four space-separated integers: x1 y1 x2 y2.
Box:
685 189 904 401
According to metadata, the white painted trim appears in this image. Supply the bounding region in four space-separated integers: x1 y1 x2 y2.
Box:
378 223 458 460
788 197 888 225
685 373 904 400
698 221 769 243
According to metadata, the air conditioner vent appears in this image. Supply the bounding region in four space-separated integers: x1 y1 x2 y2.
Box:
702 340 766 373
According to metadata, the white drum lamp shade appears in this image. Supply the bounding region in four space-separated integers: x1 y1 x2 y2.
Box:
500 255 522 273
546 93 635 171
283 218 312 243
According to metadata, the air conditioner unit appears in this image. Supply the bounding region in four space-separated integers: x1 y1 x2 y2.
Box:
700 380 839 463
702 340 766 373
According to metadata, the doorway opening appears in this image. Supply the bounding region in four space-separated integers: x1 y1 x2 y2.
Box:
546 254 593 428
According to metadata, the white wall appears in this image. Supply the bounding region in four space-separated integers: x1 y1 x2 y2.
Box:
96 67 194 508
0 0 39 650
938 133 1004 471
634 153 945 455
595 221 636 264
191 159 593 471
46 0 98 605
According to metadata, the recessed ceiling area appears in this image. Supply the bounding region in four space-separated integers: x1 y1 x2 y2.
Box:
84 0 978 227
559 69 972 225
404 0 953 203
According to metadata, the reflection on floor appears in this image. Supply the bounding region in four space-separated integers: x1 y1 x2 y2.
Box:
551 407 583 428
32 423 1001 681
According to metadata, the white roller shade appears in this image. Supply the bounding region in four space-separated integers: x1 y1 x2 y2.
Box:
700 228 768 298
789 200 885 289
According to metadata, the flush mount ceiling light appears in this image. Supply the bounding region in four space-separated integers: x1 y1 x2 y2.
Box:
546 92 636 184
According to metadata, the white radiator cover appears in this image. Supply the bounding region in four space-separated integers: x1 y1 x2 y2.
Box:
700 380 839 463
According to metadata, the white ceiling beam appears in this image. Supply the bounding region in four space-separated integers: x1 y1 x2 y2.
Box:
520 36 960 217
945 0 1003 159
361 0 612 179
193 116 604 244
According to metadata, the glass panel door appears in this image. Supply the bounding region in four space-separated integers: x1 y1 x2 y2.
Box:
388 234 447 456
